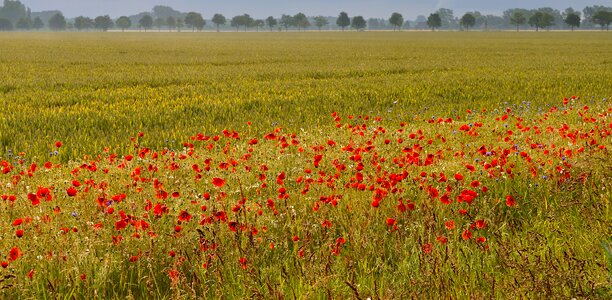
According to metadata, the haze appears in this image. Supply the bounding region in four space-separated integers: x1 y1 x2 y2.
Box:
23 0 611 19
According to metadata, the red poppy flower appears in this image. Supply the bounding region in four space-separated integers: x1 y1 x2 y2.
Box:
212 177 225 187
15 229 24 238
55 141 62 148
445 220 455 230
66 187 77 197
0 261 8 268
8 247 22 261
462 229 472 240
386 218 396 226
506 195 516 207
36 187 52 201
28 193 39 206
239 257 248 269
178 210 192 222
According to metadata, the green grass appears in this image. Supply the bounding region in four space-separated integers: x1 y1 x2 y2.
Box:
0 32 610 299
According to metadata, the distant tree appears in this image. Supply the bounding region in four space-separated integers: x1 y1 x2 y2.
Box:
564 12 581 31
529 11 554 31
32 16 44 30
265 16 277 31
15 16 31 30
279 14 292 31
427 13 442 31
592 10 612 31
139 15 153 31
253 19 264 31
509 11 526 31
212 13 226 32
0 18 12 31
74 16 93 31
154 17 165 31
313 16 328 30
152 5 182 20
436 8 455 28
460 13 476 31
293 13 309 31
116 16 131 32
0 0 27 24
389 12 403 31
166 16 176 31
48 12 66 31
176 18 184 32
94 15 113 32
351 16 366 31
185 12 205 31
230 15 240 31
337 12 350 31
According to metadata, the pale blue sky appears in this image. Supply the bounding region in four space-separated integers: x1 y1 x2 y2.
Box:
21 0 612 19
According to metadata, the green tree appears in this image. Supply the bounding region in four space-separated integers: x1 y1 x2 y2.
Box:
253 19 264 31
279 14 292 31
185 12 205 31
336 11 350 31
0 0 27 24
32 16 43 30
592 10 612 31
212 13 226 32
48 12 66 31
15 16 30 30
351 16 366 31
389 12 403 31
436 8 455 28
74 16 93 31
176 18 184 32
509 11 526 31
313 16 328 31
139 15 153 31
94 15 113 32
529 11 554 31
564 12 581 31
265 16 277 31
0 18 12 31
293 13 309 31
166 16 176 31
460 13 476 31
116 16 131 32
427 13 442 31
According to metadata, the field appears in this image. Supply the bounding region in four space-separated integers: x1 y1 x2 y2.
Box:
0 32 611 298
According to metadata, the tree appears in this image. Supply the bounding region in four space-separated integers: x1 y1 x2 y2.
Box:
436 8 455 28
337 12 350 31
185 12 205 32
166 16 176 31
48 12 66 31
265 16 277 31
94 15 113 32
460 13 476 31
427 13 442 31
529 11 554 31
32 16 43 30
15 16 30 30
116 16 131 32
564 13 580 31
154 17 165 31
253 19 264 31
293 13 309 31
212 13 226 32
351 16 366 31
0 18 12 31
313 16 328 31
176 18 184 32
279 14 292 31
509 11 526 31
74 16 93 31
139 15 153 31
0 0 27 24
389 12 403 31
592 10 612 31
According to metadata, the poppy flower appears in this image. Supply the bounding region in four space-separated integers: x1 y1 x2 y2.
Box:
28 193 39 206
212 177 225 188
462 229 472 240
8 247 22 261
0 261 8 268
55 141 62 148
178 210 192 222
239 257 248 269
445 220 455 230
15 229 24 238
36 187 52 201
506 195 517 207
66 187 77 197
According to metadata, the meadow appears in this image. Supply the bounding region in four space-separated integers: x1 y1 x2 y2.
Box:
0 32 610 298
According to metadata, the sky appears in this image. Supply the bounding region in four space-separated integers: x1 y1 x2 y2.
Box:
19 0 612 19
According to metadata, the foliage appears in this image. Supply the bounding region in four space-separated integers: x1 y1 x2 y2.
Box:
47 13 66 31
351 16 367 31
336 12 350 31
212 13 226 31
313 16 328 30
185 12 205 31
116 16 131 31
564 13 581 30
389 12 403 31
74 16 94 31
427 13 442 30
138 15 153 31
94 15 114 32
529 11 555 31
509 11 527 31
293 13 309 31
460 13 476 31
0 17 11 30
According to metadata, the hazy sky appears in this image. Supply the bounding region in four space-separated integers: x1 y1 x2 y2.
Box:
21 0 612 19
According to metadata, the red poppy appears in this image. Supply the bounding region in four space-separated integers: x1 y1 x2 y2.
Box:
445 220 455 230
506 195 517 207
36 187 52 201
212 177 225 187
55 141 62 148
0 261 8 268
386 218 396 226
454 173 464 181
15 229 24 238
462 229 472 240
66 187 77 197
28 193 39 206
8 247 22 261
239 257 248 269
422 243 432 254
178 210 192 222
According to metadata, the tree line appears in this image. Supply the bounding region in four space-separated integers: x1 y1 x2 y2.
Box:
0 1 611 32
